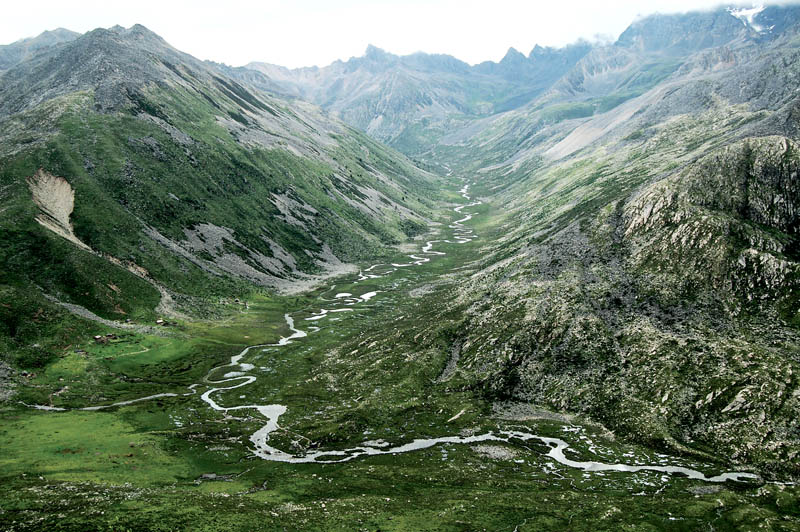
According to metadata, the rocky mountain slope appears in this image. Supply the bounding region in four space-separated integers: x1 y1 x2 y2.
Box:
225 3 800 479
417 5 800 479
0 24 438 369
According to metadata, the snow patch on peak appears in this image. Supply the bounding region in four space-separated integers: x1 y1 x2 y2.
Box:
729 4 766 31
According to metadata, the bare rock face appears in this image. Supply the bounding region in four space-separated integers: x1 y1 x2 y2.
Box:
685 137 800 233
616 9 750 55
26 168 90 251
624 137 800 307
446 136 800 479
0 360 15 402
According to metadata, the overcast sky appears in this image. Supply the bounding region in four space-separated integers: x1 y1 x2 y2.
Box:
0 1 790 68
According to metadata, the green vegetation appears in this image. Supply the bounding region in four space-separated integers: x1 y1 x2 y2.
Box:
2 188 798 530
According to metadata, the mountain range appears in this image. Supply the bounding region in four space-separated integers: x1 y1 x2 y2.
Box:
2 3 800 530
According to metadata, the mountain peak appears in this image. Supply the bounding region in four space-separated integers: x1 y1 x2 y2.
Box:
0 27 81 71
529 44 557 60
40 28 79 39
0 23 203 115
4 27 79 48
365 44 389 58
358 44 397 71
615 7 753 54
104 23 166 44
501 47 526 63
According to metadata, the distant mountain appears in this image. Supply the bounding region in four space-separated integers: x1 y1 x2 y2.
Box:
235 4 800 160
474 42 592 84
439 4 800 167
239 43 592 152
0 28 79 71
615 9 751 54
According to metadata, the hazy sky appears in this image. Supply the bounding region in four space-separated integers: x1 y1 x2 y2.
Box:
0 1 788 68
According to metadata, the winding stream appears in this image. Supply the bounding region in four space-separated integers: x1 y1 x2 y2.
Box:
26 182 760 484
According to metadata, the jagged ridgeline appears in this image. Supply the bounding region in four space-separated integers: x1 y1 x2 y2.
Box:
0 24 438 365
233 42 595 155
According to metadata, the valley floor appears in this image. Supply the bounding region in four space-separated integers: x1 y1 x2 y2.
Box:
1 177 798 531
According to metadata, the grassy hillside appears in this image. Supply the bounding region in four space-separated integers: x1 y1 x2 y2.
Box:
0 26 440 373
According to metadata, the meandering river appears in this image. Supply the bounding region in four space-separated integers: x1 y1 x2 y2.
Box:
26 182 759 484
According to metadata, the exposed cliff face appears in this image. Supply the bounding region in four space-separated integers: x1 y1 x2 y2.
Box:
615 10 750 55
625 137 800 309
27 168 90 251
684 138 800 233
